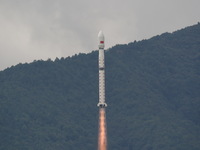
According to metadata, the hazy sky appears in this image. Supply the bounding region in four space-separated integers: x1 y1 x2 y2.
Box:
0 0 199 70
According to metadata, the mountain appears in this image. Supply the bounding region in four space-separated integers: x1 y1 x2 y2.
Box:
0 23 200 150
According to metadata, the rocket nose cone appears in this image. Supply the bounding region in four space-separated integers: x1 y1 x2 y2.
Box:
98 30 104 39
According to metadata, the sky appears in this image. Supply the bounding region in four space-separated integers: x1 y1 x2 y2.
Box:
0 0 200 71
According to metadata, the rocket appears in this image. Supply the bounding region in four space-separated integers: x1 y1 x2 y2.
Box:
97 31 107 107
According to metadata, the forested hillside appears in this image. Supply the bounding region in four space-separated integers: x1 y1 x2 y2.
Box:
0 23 200 150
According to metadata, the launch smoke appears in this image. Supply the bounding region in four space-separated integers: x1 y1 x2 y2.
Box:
98 108 107 150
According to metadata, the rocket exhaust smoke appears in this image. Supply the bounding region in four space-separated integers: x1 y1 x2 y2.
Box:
98 108 107 150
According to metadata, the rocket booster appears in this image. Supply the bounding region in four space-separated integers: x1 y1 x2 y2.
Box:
97 31 107 108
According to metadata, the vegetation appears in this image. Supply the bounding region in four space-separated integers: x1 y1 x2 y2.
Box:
0 23 200 150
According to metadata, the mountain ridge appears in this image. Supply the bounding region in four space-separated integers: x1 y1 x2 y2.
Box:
0 23 200 150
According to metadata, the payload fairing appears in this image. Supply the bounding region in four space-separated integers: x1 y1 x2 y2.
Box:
97 31 107 108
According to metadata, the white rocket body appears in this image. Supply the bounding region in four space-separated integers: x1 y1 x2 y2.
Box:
97 31 107 107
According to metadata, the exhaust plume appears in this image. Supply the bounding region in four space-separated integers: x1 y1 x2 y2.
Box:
98 108 107 150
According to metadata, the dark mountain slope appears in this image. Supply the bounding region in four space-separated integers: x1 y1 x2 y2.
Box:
0 54 100 150
0 23 200 150
105 23 200 150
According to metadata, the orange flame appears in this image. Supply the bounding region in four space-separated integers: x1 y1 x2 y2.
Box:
98 108 107 150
